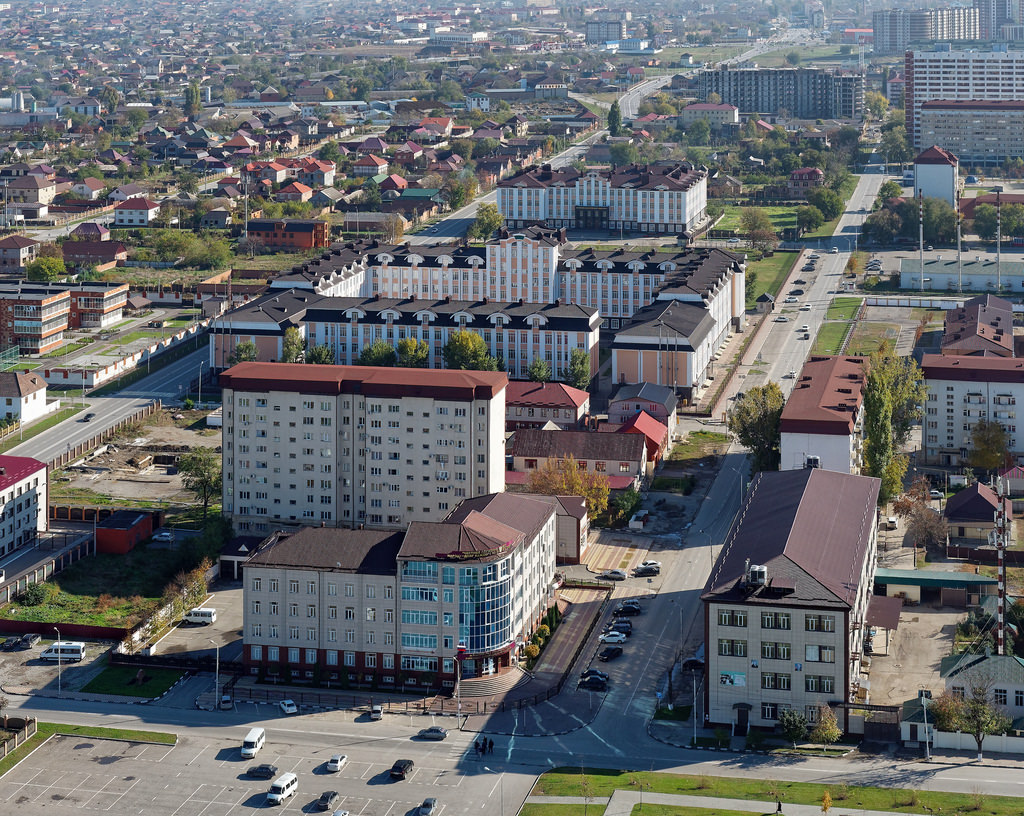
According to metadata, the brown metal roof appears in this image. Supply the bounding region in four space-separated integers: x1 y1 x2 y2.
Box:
780 355 866 435
247 527 403 574
511 428 646 464
922 354 1024 383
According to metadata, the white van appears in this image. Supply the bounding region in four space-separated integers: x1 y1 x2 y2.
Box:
183 607 216 625
240 727 265 759
266 772 298 805
370 704 383 720
40 641 86 662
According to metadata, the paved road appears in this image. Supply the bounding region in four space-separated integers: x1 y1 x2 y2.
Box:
6 345 206 464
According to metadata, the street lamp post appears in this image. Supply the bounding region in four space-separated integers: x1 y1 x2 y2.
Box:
197 361 205 407
210 638 220 705
920 690 931 760
54 626 62 696
484 766 503 816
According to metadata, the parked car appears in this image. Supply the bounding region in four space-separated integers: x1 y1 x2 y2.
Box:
1 636 20 651
599 569 627 581
247 764 279 779
930 489 943 499
390 759 415 780
830 246 839 254
606 620 632 635
599 631 627 644
417 726 448 741
219 694 233 710
774 316 789 322
793 278 808 284
598 646 623 661
580 669 609 682
783 296 798 303
19 633 41 649
279 699 298 715
420 799 439 816
153 531 174 543
619 598 642 609
727 237 741 244
326 754 349 773
579 676 608 691
639 560 661 569
808 253 820 259
789 289 804 295
614 604 641 617
317 791 341 812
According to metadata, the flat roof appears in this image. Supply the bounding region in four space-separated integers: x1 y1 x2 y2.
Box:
874 567 997 588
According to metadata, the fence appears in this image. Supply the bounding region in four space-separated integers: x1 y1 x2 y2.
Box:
0 533 94 607
48 400 161 470
931 729 1024 755
0 717 37 759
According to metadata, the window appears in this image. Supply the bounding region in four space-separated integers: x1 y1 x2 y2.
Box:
805 644 835 663
252 577 262 591
761 642 791 660
761 672 791 690
267 646 279 662
269 579 279 592
717 609 747 627
307 605 316 618
761 702 779 720
951 685 965 699
1016 690 1024 708
805 614 836 632
995 688 1008 706
289 580 299 593
761 612 791 630
805 675 834 693
717 639 746 656
251 601 261 615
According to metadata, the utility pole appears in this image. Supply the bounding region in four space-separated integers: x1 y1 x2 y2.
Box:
918 190 925 293
956 188 963 294
993 476 1010 655
995 187 1003 292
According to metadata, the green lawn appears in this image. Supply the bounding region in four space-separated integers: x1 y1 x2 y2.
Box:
521 806 607 816
0 407 82 455
0 722 176 777
533 769 1021 815
745 252 798 309
649 476 695 495
846 322 901 356
826 297 862 321
718 206 798 232
629 807 767 816
753 46 846 67
652 705 693 721
811 322 850 355
804 176 860 239
81 664 184 698
667 432 730 463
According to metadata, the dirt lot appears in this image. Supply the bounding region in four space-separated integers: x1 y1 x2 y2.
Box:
53 409 220 504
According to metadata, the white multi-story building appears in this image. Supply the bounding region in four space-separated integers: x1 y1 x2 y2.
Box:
779 356 867 474
905 47 1024 148
702 468 880 735
0 454 47 558
921 354 1024 466
242 492 558 686
920 100 1024 167
497 163 707 235
872 8 980 56
219 363 507 533
914 145 959 207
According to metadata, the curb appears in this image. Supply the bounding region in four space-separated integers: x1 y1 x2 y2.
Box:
142 670 192 705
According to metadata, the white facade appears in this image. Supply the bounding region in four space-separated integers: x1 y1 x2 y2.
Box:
220 363 507 534
0 455 48 558
899 257 1024 291
779 431 861 473
914 158 958 207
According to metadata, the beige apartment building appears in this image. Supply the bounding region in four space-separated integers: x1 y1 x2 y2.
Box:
219 363 508 534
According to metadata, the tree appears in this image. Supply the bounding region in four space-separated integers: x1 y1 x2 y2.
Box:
809 705 841 754
608 142 638 168
612 487 641 521
821 789 832 814
468 202 503 240
785 50 801 66
877 180 903 201
528 357 551 382
281 326 305 363
357 339 397 367
361 179 382 210
396 337 429 368
943 677 1013 760
319 141 342 163
607 100 623 136
184 81 202 117
227 340 259 366
865 90 889 120
25 256 66 282
306 344 335 365
796 205 824 232
779 708 808 748
178 447 222 523
527 455 609 517
1001 203 1024 238
881 125 911 166
727 382 784 474
566 348 591 391
807 188 842 221
972 203 998 241
970 419 1009 474
739 207 777 252
686 118 710 146
442 329 497 370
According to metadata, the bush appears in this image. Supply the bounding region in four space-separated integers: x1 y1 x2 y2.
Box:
524 643 540 659
536 624 550 639
19 583 49 606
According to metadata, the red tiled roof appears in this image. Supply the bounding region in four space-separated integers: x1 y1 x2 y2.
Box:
617 410 668 449
505 380 589 410
115 196 159 210
915 145 958 166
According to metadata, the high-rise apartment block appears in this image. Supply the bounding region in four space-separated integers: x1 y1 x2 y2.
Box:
872 8 980 56
696 66 864 119
219 363 507 534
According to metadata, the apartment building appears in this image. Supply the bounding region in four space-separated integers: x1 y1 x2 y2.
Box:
497 163 707 235
0 283 69 353
905 47 1024 148
702 468 880 734
0 454 48 558
303 295 600 382
241 492 557 686
678 103 740 131
505 381 590 431
696 66 864 119
920 354 1024 466
898 257 1024 291
920 100 1024 166
245 218 330 250
0 235 38 272
941 294 1014 357
779 355 867 474
219 362 507 533
585 19 627 44
67 281 129 329
872 8 980 56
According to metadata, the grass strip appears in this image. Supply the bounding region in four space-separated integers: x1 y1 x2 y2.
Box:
744 252 798 309
533 769 1019 815
521 806 608 816
631 807 764 816
811 322 850 355
80 665 184 698
0 407 82 454
826 297 862 321
0 721 176 776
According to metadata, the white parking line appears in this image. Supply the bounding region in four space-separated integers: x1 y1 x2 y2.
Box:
101 777 139 812
168 785 203 816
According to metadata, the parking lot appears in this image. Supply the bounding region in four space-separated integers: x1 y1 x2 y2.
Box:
1 729 527 816
156 582 245 662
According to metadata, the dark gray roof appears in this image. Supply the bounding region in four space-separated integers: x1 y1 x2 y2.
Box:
610 382 678 412
612 299 716 351
399 513 524 563
702 468 881 610
444 492 557 546
511 428 646 463
247 527 404 575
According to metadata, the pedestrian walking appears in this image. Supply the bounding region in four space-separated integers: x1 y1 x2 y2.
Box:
488 738 494 754
776 798 782 813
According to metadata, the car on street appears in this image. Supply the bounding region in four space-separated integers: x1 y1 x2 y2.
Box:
420 798 439 816
783 296 798 303
580 668 609 682
390 759 415 779
1 636 20 651
799 325 809 332
727 237 741 244
799 304 812 311
326 755 349 772
774 316 789 322
279 699 298 715
247 764 279 779
599 631 627 644
606 620 632 635
926 245 933 251
801 265 815 272
830 246 839 253
599 569 627 581
808 253 820 259
632 564 659 577
19 633 41 649
417 726 448 741
930 489 943 499
793 278 807 285
153 531 173 543
80 412 95 422
639 560 661 569
786 370 797 378
579 676 608 691
598 646 623 661
789 289 804 295
317 792 341 811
